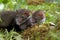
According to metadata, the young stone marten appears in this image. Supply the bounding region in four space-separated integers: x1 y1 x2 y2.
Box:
15 9 31 31
29 10 46 26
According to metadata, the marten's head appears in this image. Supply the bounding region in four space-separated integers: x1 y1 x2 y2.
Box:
32 10 46 24
15 9 31 25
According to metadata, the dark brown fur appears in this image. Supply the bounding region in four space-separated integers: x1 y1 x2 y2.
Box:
0 11 16 31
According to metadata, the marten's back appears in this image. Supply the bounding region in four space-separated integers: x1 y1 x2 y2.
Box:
0 11 16 27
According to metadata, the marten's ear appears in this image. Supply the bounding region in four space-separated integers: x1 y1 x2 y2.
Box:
16 9 20 14
16 9 23 14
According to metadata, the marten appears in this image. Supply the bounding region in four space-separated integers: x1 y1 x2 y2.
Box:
31 10 46 25
15 9 31 31
0 9 31 31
